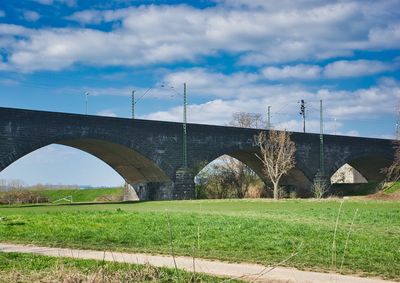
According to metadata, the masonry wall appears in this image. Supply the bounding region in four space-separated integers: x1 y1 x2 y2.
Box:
0 107 395 199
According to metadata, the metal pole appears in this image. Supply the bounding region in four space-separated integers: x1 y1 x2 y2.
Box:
320 99 324 175
267 106 271 130
183 83 187 168
334 118 337 135
132 90 135 119
396 105 400 140
85 92 89 115
299 100 306 133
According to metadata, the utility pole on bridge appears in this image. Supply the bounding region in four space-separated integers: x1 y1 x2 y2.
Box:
183 83 188 168
299 99 306 133
313 99 329 197
319 99 324 175
132 90 135 119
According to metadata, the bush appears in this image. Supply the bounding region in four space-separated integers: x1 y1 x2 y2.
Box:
95 195 123 202
0 190 48 205
311 177 330 199
245 179 266 198
195 158 265 199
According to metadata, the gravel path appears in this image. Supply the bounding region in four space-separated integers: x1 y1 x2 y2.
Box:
0 243 396 283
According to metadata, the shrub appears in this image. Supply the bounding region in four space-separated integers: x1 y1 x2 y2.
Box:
245 183 265 198
312 178 330 199
0 190 48 205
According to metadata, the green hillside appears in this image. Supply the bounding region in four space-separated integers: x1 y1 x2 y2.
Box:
37 187 124 203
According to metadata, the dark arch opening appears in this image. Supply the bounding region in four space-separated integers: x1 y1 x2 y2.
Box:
58 139 170 184
0 139 172 201
280 167 312 197
195 153 265 199
0 144 124 187
195 149 313 199
347 155 391 182
329 155 392 196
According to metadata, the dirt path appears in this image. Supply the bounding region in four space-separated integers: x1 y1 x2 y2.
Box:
0 243 396 283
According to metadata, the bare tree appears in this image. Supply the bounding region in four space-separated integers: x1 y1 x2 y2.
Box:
311 177 329 199
219 155 259 198
228 112 263 129
196 112 265 199
382 141 400 182
226 112 264 197
255 130 296 200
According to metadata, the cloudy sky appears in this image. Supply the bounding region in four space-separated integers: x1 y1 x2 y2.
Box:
0 0 399 186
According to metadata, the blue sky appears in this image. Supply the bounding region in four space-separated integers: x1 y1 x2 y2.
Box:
0 0 399 186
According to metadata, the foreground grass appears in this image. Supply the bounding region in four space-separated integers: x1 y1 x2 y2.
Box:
0 199 399 280
0 252 238 282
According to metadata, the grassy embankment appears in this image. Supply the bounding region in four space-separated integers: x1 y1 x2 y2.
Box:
0 187 124 204
37 187 123 203
0 199 399 280
383 182 400 194
0 252 240 283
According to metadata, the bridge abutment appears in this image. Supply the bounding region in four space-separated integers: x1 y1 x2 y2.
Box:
173 167 195 200
129 168 195 201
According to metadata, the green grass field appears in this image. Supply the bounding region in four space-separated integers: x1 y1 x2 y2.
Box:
0 199 399 280
383 182 400 195
0 187 124 204
0 252 240 282
37 187 123 203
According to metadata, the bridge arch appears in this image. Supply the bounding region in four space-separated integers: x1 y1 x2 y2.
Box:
194 152 265 199
194 148 265 180
327 152 392 183
0 144 125 187
194 149 313 198
280 167 313 197
0 135 172 186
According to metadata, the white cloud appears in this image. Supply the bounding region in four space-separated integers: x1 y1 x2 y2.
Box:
141 70 400 135
23 11 41 22
143 98 267 126
35 0 76 7
324 60 394 78
367 24 400 49
260 60 395 81
262 65 322 80
163 68 261 98
0 1 399 71
0 24 31 36
142 99 343 134
97 109 117 117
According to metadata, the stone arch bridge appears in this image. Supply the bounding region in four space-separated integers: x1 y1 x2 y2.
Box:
0 107 395 200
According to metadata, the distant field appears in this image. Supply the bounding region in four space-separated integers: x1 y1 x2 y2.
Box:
37 187 123 203
0 252 239 282
0 187 124 204
0 199 399 280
